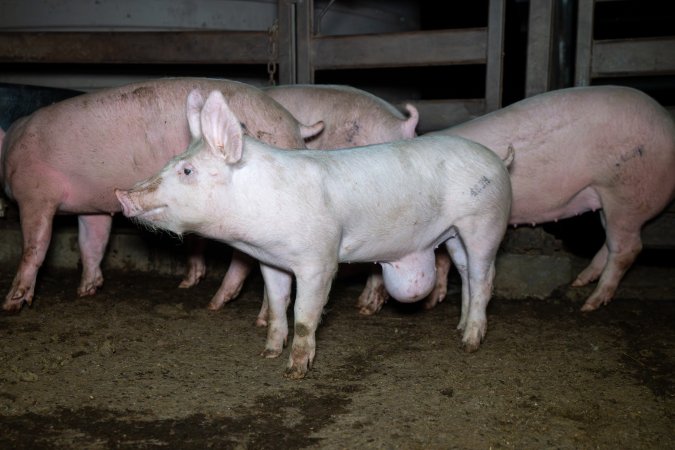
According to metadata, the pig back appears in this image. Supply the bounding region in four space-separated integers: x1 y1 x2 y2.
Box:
264 84 417 149
432 85 675 223
2 78 309 212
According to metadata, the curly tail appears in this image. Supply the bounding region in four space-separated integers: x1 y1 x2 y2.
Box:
402 104 419 138
502 144 515 168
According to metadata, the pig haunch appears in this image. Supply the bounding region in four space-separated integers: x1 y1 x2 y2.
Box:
0 77 322 312
116 89 512 378
358 85 675 314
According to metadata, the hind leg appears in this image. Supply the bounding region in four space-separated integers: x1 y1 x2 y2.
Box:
445 236 470 333
179 234 207 288
422 249 452 310
356 268 389 315
3 201 57 311
572 243 608 287
572 212 608 287
77 214 112 296
207 251 255 310
447 219 503 352
580 208 643 311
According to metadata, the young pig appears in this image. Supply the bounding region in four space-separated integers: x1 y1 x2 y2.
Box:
0 77 322 312
115 89 513 378
358 85 675 313
209 83 420 321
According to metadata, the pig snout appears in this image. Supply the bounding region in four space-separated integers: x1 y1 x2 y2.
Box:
114 189 144 218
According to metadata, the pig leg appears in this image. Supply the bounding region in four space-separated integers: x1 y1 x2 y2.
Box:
572 212 609 287
356 268 389 315
207 251 255 310
285 264 338 379
178 234 206 288
259 264 292 359
572 243 609 287
422 250 452 310
77 214 112 296
3 203 57 311
447 224 499 352
446 236 471 333
580 208 643 312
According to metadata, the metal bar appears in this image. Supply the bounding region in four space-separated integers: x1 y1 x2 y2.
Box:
312 29 489 70
0 31 268 64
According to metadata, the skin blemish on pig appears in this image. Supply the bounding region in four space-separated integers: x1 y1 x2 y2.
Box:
345 121 360 144
131 87 156 99
295 323 311 337
470 176 492 197
257 130 273 142
615 145 646 168
620 145 645 163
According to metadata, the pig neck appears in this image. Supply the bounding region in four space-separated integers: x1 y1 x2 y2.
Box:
194 137 319 267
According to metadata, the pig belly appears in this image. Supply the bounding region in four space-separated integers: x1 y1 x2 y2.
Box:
381 251 436 302
510 184 603 225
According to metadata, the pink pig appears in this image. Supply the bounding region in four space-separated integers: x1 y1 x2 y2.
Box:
358 85 675 314
0 77 322 311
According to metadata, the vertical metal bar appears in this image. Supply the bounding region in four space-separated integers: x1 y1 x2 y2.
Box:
485 0 506 111
525 0 555 97
277 0 296 85
575 0 595 86
295 0 314 84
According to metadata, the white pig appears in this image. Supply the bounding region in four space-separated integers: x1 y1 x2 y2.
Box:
208 84 419 318
115 90 513 378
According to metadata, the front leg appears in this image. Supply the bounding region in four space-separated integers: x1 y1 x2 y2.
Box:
285 264 338 379
259 264 292 359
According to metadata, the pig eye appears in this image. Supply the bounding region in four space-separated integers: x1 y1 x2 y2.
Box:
179 163 195 177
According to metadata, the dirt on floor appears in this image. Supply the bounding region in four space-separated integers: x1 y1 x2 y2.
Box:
0 264 673 449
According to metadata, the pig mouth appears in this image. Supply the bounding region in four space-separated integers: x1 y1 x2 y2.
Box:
134 205 167 220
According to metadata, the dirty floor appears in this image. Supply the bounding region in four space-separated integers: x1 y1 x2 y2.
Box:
0 265 673 449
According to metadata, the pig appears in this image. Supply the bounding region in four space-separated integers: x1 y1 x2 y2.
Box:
263 84 419 149
208 83 420 321
115 89 513 378
0 77 323 312
357 85 675 314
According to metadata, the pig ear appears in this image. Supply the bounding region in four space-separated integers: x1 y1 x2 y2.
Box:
187 90 205 139
200 90 243 164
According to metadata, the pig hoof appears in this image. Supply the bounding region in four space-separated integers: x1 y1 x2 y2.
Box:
77 285 101 297
357 305 379 316
206 300 225 311
356 286 387 316
462 339 482 353
580 302 598 312
2 302 24 313
283 366 307 380
178 279 196 289
461 324 486 352
261 348 282 359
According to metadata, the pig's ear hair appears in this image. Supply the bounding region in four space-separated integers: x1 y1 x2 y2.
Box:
201 90 243 164
187 90 205 139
